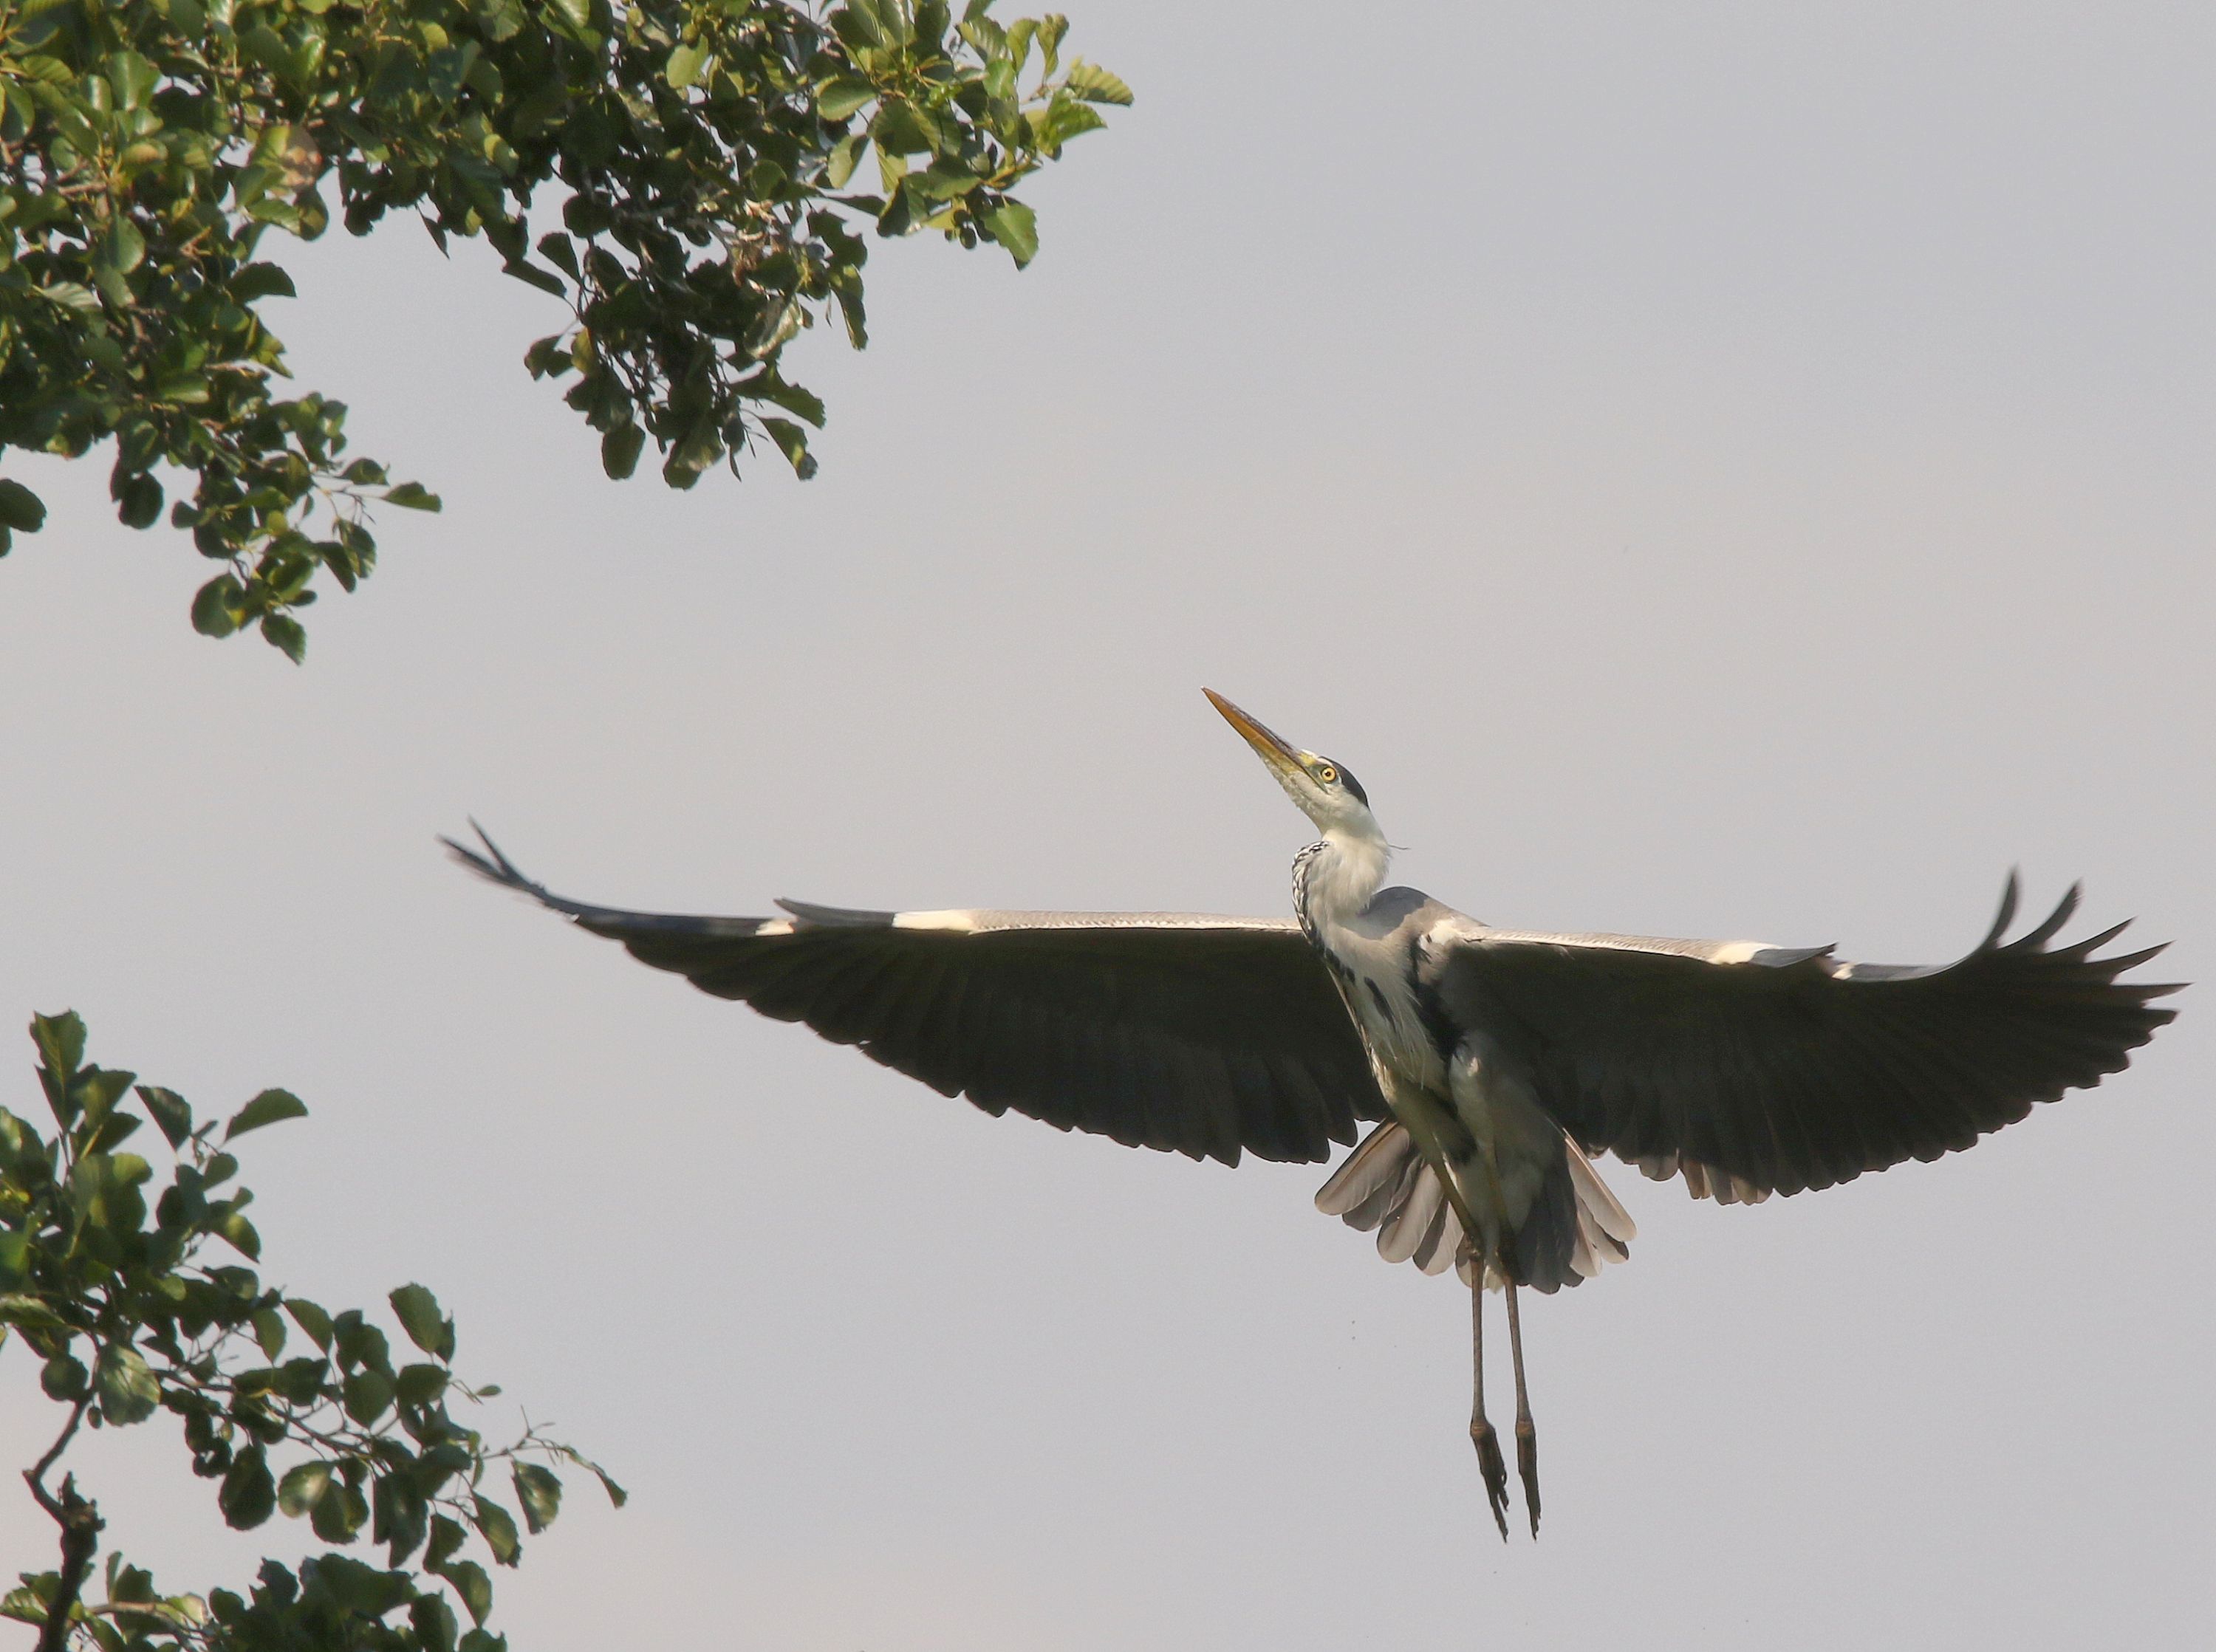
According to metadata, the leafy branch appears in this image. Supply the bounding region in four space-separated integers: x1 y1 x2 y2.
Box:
0 0 1127 658
1 1011 620 1651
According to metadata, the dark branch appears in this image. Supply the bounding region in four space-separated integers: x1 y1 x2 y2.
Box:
24 1399 89 1520
26 1402 102 1652
31 1478 103 1652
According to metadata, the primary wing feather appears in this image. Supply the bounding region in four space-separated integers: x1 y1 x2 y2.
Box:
1439 874 2180 1198
447 828 1386 1165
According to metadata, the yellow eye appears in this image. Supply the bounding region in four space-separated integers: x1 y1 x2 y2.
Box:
1316 764 1337 784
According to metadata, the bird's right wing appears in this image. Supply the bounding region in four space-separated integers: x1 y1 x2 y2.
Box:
1436 877 2180 1198
447 829 1387 1165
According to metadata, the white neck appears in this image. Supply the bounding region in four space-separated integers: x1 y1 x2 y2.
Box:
1299 825 1391 928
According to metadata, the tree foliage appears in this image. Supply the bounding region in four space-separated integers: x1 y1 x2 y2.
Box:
0 0 1127 659
3 1011 618 1651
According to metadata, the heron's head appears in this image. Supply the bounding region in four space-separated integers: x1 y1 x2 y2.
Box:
1205 689 1381 840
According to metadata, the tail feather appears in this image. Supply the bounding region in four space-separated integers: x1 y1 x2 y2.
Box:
1408 1189 1460 1275
1317 1123 1635 1292
1378 1153 1449 1264
1315 1120 1420 1221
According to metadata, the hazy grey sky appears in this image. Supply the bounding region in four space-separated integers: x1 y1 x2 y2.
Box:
4 3 2210 1646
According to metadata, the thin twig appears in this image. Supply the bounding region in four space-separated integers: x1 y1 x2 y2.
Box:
24 1397 90 1519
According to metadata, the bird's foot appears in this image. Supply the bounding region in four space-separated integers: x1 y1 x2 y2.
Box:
1514 1416 1541 1538
1470 1419 1510 1541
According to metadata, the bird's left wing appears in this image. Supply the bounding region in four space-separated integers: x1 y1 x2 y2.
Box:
1434 876 2180 1199
447 829 1386 1165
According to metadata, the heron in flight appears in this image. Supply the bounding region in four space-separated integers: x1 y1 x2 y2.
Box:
447 690 2178 1538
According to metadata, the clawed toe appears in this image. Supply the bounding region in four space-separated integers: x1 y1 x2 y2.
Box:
1470 1419 1510 1540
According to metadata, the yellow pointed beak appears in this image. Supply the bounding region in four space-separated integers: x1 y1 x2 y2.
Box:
1204 688 1307 782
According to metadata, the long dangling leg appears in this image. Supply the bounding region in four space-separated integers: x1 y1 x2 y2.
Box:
1502 1276 1540 1538
1468 1258 1509 1541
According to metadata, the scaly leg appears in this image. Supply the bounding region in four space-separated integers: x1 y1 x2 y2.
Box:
1503 1277 1540 1538
1467 1260 1509 1540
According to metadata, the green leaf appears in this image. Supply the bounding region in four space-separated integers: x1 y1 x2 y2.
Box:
73 1067 135 1142
389 1283 455 1360
512 1463 562 1534
750 376 827 428
250 1306 289 1359
312 1477 368 1543
438 1559 493 1626
756 417 818 480
106 50 160 111
278 1460 333 1518
375 1471 431 1566
382 482 442 511
95 1343 160 1425
83 1108 141 1154
818 77 877 120
471 1495 521 1565
39 281 101 314
0 480 47 533
261 612 307 663
191 575 244 639
0 1231 32 1289
534 233 579 281
1 1294 69 1331
41 1353 89 1401
225 1088 308 1139
395 1362 448 1407
825 132 867 191
872 100 937 157
569 1454 628 1508
600 423 645 480
34 1010 86 1075
33 1012 86 1123
343 1366 394 1423
547 0 591 30
979 198 1038 267
744 298 804 360
411 1592 459 1652
1063 60 1133 105
117 473 163 530
666 42 708 89
220 1445 277 1529
286 1296 334 1350
230 263 298 304
134 1085 192 1148
335 1315 391 1373
425 1514 468 1572
505 258 567 298
1030 95 1106 151
103 219 147 275
217 1208 261 1259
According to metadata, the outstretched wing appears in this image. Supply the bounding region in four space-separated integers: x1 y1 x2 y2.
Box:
1438 877 2181 1198
448 828 1386 1165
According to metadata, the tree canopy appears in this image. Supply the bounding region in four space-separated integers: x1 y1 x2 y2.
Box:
2 4 1131 1646
0 0 1127 658
4 1012 617 1651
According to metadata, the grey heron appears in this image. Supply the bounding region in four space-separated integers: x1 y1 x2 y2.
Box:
446 690 2178 1539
